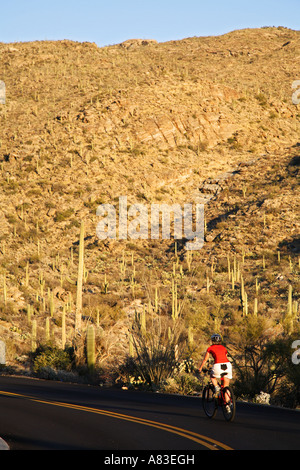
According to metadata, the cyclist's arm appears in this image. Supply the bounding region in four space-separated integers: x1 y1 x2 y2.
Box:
198 351 210 372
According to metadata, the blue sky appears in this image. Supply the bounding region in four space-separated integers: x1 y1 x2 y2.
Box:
1 0 299 46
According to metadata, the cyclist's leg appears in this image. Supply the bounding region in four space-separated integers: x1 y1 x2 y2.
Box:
222 363 232 401
211 376 218 388
223 378 232 404
223 377 230 388
210 368 221 396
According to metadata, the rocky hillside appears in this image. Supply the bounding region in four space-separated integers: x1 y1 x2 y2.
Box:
0 27 299 381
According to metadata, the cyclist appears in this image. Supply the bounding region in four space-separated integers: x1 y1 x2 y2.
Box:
198 333 233 398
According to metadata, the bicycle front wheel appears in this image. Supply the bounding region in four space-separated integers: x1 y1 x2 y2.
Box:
202 385 217 419
221 386 236 422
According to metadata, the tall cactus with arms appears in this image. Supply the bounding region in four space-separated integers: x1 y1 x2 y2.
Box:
75 220 84 333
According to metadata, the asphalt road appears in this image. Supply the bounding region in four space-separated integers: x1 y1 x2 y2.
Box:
0 376 299 451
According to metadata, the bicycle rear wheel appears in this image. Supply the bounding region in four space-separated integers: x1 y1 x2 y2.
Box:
221 386 236 422
202 385 217 419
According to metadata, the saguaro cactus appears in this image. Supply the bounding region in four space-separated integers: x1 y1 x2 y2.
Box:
45 317 50 342
27 304 33 325
129 333 134 356
171 279 179 320
49 290 55 317
287 284 293 317
75 221 84 333
240 276 248 316
86 324 95 371
31 320 37 352
62 305 66 349
25 261 29 287
285 285 294 333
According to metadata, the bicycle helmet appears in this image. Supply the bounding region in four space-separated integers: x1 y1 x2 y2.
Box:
211 333 222 344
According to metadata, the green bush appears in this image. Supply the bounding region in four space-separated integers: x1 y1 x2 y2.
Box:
54 208 74 222
32 345 73 374
162 371 202 395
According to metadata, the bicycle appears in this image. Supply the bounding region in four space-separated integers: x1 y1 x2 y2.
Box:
201 368 236 422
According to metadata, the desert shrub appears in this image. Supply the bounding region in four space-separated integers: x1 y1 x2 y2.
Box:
265 336 300 408
255 92 268 107
230 319 300 407
229 316 278 397
162 372 202 395
162 359 202 395
274 366 300 408
32 344 73 374
120 316 188 390
54 208 74 222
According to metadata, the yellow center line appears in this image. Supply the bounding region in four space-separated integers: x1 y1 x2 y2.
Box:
0 390 233 450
